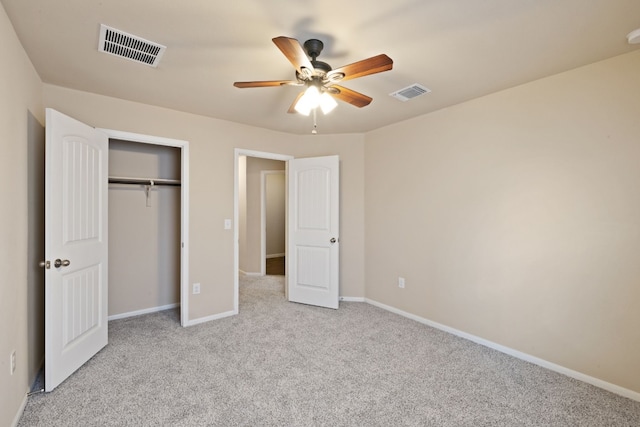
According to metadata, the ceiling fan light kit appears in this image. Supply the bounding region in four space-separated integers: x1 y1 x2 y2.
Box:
233 36 393 124
294 86 338 116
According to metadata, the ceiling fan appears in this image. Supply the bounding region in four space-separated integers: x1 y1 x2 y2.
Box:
233 36 393 116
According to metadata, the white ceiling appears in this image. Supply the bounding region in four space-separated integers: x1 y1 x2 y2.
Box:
3 0 640 135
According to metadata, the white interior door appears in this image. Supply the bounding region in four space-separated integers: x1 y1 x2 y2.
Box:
287 155 339 309
44 108 109 391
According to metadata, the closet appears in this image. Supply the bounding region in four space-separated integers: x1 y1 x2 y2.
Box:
108 139 181 319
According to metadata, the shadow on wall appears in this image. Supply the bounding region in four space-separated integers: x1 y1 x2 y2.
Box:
27 110 45 388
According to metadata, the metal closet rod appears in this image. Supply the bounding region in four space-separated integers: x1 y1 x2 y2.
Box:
108 176 181 187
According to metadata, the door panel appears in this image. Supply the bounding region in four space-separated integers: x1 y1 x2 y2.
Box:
45 108 108 392
288 155 339 309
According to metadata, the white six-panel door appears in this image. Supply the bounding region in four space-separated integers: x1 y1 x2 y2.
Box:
44 109 109 391
287 155 340 309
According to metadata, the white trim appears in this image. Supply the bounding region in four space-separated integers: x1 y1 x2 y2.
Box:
183 310 237 327
266 253 285 259
339 296 365 302
11 391 28 427
239 270 262 277
97 129 187 147
98 128 190 327
365 298 640 403
107 303 180 321
234 149 294 315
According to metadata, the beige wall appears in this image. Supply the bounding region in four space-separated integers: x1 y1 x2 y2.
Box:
364 51 640 393
108 140 181 316
240 157 285 273
42 84 367 317
265 172 286 257
0 3 43 426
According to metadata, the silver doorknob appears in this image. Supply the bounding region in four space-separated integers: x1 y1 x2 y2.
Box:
54 259 71 268
330 238 337 244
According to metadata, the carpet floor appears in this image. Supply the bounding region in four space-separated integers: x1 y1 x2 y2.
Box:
18 275 640 426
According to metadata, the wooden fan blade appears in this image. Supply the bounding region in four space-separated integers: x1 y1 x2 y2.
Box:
272 36 314 75
234 80 298 88
327 54 393 83
287 92 305 114
331 85 373 108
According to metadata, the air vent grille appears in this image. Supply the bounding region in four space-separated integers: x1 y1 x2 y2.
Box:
390 83 431 101
98 24 166 67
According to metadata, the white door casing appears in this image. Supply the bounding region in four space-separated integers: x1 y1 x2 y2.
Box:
287 155 340 309
44 109 109 391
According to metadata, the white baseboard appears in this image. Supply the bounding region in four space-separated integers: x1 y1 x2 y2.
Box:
266 253 285 259
12 389 29 427
184 309 237 327
365 298 640 403
239 270 262 276
108 303 180 321
340 296 365 302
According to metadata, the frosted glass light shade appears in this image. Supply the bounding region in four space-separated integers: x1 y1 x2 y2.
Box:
628 28 640 44
295 86 320 116
319 92 338 114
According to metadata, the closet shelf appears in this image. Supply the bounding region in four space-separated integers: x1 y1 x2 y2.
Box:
108 176 181 187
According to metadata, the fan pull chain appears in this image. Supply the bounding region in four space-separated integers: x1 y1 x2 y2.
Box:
312 108 318 134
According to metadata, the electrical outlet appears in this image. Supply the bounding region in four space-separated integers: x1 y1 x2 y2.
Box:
398 277 406 289
193 283 201 294
10 350 16 375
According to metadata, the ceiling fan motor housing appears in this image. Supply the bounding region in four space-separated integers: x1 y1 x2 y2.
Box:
296 39 333 81
296 60 332 81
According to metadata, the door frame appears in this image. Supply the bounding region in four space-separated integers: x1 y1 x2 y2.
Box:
234 149 293 312
261 169 286 276
98 129 190 326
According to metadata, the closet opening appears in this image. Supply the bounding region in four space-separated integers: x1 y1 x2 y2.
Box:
105 134 188 325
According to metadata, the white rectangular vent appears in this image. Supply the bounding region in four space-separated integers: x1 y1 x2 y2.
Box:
390 83 431 101
98 24 166 67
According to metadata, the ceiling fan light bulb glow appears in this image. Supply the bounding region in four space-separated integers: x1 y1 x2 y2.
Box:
295 86 320 115
294 102 312 116
320 92 338 114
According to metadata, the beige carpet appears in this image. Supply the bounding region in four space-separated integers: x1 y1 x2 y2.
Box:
18 275 640 426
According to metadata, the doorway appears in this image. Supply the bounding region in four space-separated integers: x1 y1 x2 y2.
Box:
234 149 293 311
238 158 286 276
234 149 341 312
